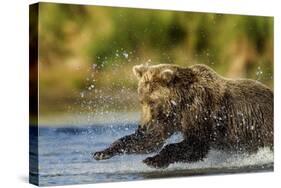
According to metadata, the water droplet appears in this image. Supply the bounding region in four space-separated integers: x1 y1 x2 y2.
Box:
123 52 129 59
171 100 177 106
92 64 97 70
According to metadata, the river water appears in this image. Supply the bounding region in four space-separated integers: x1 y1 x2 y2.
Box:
32 123 273 186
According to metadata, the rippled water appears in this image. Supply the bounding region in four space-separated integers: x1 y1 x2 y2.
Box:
33 123 273 186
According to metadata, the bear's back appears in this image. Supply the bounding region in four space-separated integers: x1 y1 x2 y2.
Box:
215 79 273 152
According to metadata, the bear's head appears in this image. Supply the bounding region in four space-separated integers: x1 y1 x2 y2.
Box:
132 64 194 131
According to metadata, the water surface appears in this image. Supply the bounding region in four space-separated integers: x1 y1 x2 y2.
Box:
33 123 273 186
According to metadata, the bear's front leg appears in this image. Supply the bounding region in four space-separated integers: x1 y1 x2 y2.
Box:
93 126 167 160
93 148 114 160
143 137 210 168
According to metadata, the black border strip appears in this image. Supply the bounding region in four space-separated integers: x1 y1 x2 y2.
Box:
29 3 39 186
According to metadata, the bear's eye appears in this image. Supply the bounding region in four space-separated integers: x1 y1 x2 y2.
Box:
148 101 156 106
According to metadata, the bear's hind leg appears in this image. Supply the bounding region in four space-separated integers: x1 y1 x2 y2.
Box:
143 138 210 168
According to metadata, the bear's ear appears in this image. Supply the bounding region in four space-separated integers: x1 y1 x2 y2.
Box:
160 69 175 83
133 64 148 79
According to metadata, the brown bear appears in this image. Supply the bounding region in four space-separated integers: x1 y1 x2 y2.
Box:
93 63 273 168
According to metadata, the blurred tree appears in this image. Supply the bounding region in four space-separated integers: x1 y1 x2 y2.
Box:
36 3 273 114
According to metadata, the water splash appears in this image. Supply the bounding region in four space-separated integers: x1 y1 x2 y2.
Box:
256 66 263 81
87 147 273 174
38 124 273 186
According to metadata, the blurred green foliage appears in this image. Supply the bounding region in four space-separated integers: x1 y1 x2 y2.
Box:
34 3 273 115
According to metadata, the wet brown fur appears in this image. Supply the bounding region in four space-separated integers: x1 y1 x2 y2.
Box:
93 64 273 168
